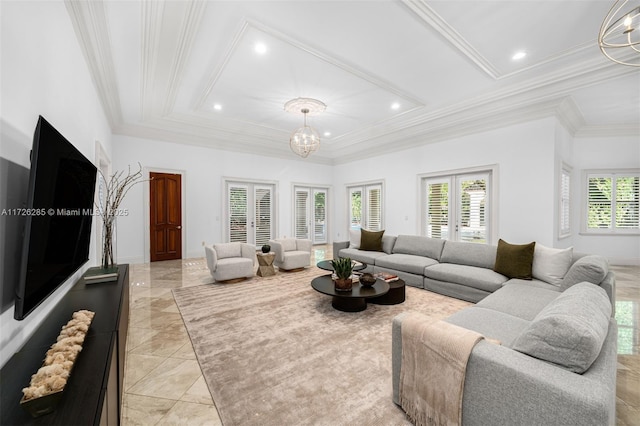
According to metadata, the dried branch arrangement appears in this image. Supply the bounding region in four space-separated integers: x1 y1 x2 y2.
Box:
96 163 145 269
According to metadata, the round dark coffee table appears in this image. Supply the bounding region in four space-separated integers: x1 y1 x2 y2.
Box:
311 274 389 312
369 278 406 305
316 260 367 272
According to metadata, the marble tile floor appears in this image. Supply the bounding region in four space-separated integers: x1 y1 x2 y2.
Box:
121 249 639 426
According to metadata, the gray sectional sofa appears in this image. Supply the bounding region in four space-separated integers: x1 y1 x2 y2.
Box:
333 234 615 303
334 234 617 425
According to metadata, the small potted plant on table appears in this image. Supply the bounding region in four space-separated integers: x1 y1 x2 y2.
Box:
331 257 354 291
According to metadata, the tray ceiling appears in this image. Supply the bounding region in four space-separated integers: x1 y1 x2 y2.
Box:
66 0 640 164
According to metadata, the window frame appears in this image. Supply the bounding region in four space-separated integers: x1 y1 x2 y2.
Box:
558 163 572 239
418 165 498 245
581 169 640 235
346 180 385 232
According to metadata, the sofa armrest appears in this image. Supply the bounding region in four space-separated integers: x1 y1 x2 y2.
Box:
269 240 285 263
333 240 349 257
240 243 257 266
296 239 312 253
392 313 617 426
204 246 218 272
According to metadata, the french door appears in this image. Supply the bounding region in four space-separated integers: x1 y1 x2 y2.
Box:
348 183 383 231
226 181 274 247
294 186 328 244
422 171 491 244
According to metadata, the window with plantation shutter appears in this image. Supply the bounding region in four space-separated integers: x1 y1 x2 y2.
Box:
295 189 309 239
560 165 571 238
293 186 329 244
225 180 275 245
425 180 449 239
421 168 494 244
254 186 273 246
585 170 640 234
348 182 383 232
228 184 248 243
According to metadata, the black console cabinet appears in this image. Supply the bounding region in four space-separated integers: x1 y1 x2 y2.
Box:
0 264 130 425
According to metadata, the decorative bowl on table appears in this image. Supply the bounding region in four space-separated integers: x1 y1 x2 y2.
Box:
359 273 376 287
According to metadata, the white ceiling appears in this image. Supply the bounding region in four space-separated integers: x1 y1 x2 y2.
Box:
66 0 640 164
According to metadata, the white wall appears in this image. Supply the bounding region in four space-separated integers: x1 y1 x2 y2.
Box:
572 135 640 264
0 1 112 367
332 118 558 246
111 135 334 263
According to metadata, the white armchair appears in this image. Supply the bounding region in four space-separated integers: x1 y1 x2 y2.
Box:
269 238 312 271
204 242 256 282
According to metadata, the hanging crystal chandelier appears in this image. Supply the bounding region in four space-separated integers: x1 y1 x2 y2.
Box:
284 98 326 158
599 0 640 66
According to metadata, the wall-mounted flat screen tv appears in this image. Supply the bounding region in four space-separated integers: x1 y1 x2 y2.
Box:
14 116 97 320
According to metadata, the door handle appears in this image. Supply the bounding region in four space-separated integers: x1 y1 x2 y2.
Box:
176 226 182 229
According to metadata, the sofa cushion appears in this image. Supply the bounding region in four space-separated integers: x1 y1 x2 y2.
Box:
214 242 242 259
560 255 609 291
338 248 387 265
440 241 497 269
512 282 611 373
424 263 508 293
349 229 361 249
503 278 561 293
360 229 384 251
532 244 573 286
493 239 535 279
477 283 561 321
392 235 445 261
278 239 297 252
446 307 531 347
381 234 397 254
375 253 439 275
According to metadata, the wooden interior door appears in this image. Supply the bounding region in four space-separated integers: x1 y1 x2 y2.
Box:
150 172 182 261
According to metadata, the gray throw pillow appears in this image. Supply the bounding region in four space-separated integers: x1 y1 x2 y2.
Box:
512 282 611 373
560 255 609 291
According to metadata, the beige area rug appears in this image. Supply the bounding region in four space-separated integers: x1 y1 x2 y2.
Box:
172 267 471 426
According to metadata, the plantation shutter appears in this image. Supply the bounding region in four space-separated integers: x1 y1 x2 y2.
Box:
616 176 639 229
425 179 449 239
295 189 309 239
313 189 327 243
254 186 273 246
560 168 571 236
349 188 362 229
588 176 612 229
229 185 248 242
457 176 487 243
366 185 382 231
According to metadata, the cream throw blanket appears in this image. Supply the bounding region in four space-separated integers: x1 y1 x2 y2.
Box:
399 313 484 426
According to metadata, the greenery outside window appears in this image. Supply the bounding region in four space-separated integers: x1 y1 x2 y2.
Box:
583 170 639 234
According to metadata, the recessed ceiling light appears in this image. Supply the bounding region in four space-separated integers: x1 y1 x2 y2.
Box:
324 131 331 137
512 51 527 61
391 102 400 110
254 43 267 55
213 103 222 111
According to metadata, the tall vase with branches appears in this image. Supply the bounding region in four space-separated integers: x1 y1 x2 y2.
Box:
97 164 145 270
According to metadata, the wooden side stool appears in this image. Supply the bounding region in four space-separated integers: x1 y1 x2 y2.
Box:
256 252 276 277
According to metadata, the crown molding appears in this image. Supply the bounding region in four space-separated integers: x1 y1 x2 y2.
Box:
161 0 207 115
65 0 123 128
140 0 164 120
401 0 500 78
575 124 640 138
113 120 335 165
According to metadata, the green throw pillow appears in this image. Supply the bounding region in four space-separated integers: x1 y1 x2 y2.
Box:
493 239 536 279
359 229 384 252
